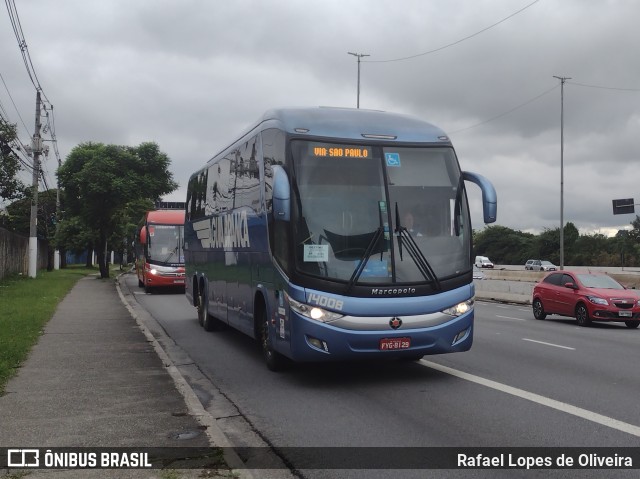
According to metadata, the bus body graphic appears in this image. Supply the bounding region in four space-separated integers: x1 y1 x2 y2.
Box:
184 107 497 370
135 208 186 293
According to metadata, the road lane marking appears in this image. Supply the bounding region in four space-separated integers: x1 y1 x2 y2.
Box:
495 315 525 321
522 338 575 350
419 359 640 438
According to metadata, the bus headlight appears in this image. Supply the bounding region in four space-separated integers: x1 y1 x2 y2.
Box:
286 294 344 323
442 299 474 317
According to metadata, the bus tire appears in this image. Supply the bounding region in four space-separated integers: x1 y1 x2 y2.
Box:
258 307 287 372
198 288 221 332
197 292 205 327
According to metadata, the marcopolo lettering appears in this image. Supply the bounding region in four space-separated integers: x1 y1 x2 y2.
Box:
371 287 416 296
194 210 250 249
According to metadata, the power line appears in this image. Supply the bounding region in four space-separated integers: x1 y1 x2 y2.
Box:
4 0 51 104
567 81 640 92
450 78 640 135
449 83 559 134
366 0 541 63
0 71 31 135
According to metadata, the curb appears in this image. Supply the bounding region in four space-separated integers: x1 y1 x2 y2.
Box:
475 292 531 305
114 273 254 479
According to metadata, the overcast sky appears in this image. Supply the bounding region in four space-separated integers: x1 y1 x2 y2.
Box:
2 0 639 236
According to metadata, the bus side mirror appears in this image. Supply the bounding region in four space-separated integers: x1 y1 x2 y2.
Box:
272 165 291 222
462 171 497 224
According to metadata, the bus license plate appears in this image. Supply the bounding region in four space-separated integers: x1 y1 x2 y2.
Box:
379 337 411 351
174 279 185 284
619 311 632 317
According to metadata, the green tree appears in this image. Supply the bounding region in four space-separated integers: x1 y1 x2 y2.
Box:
4 188 58 238
57 142 177 278
572 233 609 265
536 222 579 265
0 118 26 201
4 189 59 270
628 215 640 243
474 225 535 264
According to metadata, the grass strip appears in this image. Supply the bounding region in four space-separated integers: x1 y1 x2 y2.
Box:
0 266 100 394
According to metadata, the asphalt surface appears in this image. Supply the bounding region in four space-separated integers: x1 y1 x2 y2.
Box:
5 266 632 477
0 273 244 478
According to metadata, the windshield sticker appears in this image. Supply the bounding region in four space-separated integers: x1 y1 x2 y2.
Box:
385 153 401 167
304 244 329 262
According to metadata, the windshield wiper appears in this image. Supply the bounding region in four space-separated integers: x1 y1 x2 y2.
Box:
345 202 387 294
395 203 441 290
345 226 384 295
162 246 178 264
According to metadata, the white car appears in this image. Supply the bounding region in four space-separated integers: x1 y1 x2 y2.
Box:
531 260 557 271
475 256 494 268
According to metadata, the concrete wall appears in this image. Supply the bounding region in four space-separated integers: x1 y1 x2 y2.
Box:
474 265 640 304
0 227 49 280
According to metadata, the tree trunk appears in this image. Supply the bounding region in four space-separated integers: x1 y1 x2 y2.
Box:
85 246 93 268
97 234 109 278
47 243 54 271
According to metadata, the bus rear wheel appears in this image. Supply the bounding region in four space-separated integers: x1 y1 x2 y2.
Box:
197 292 205 327
198 291 221 331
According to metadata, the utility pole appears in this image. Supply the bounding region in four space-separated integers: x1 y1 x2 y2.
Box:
347 52 370 108
28 90 42 278
553 76 571 270
49 105 62 270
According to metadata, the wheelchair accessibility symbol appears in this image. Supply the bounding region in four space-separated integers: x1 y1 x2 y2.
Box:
385 153 401 167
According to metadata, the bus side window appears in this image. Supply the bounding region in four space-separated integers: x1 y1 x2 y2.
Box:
235 136 261 211
262 128 288 270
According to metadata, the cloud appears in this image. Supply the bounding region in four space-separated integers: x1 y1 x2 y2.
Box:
2 0 639 235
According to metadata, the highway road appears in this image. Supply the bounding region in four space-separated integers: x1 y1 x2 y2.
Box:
121 273 640 478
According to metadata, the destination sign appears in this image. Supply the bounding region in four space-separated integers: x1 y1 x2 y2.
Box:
311 144 372 159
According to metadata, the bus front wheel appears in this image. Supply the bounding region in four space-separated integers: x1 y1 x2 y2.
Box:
259 308 288 372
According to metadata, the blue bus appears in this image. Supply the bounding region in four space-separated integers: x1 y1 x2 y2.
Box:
184 107 496 370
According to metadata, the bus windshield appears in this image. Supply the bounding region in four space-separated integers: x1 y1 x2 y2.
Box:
291 141 471 285
147 224 184 265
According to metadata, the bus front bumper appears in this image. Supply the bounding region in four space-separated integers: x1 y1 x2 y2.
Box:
281 310 473 362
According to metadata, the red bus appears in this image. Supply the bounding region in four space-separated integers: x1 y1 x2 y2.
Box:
135 208 186 293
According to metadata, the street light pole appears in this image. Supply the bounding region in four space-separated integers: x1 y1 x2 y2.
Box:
347 52 370 108
553 75 571 270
